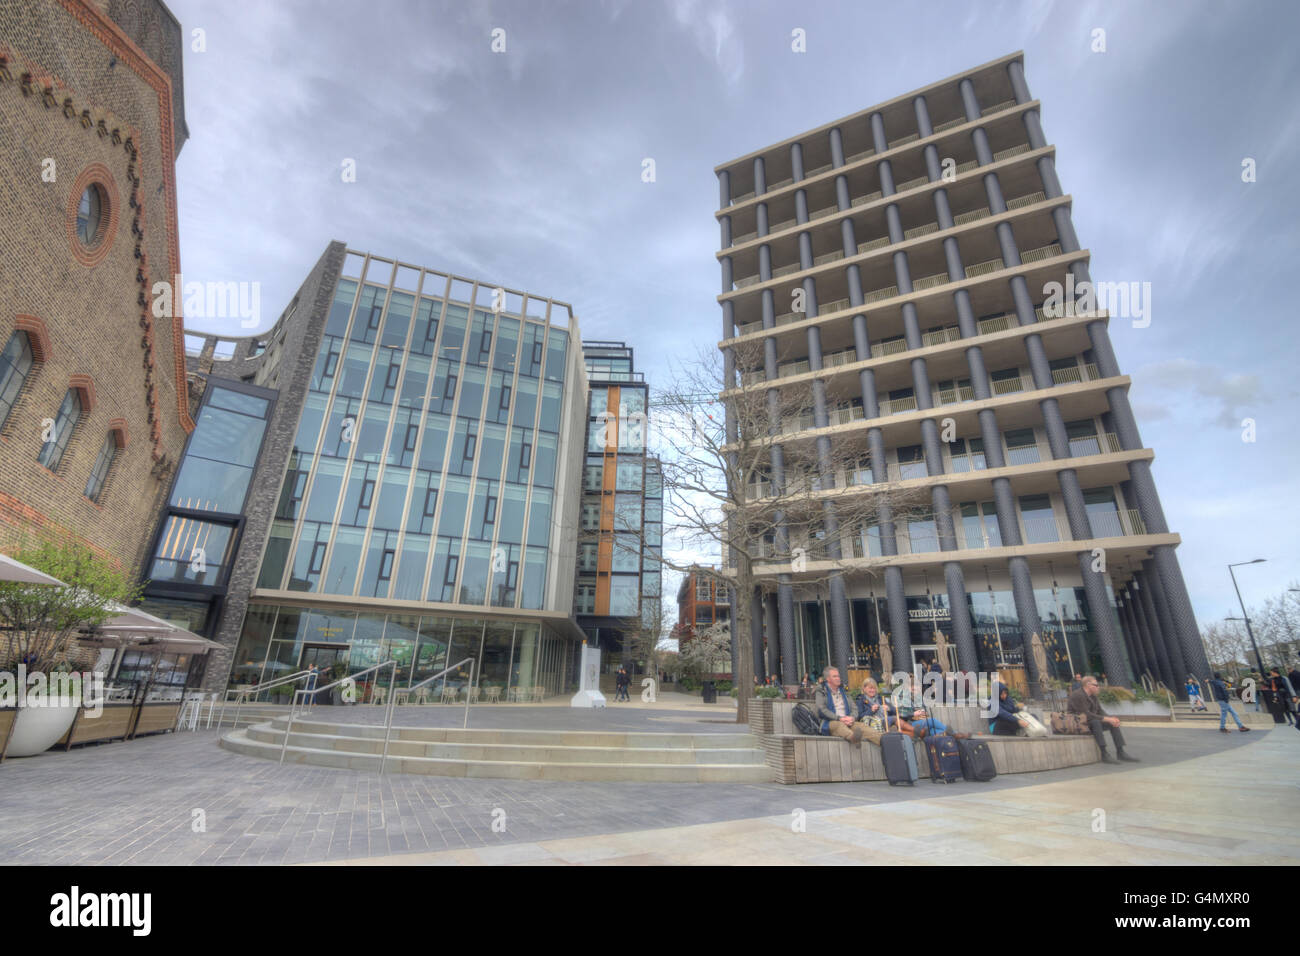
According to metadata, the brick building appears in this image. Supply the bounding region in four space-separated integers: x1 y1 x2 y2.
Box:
673 565 732 677
0 0 192 572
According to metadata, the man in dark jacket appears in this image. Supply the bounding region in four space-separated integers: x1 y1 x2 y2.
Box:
1209 672 1250 733
1067 676 1138 764
815 667 878 747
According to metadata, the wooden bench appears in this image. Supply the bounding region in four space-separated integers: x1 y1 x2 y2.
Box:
749 698 1100 784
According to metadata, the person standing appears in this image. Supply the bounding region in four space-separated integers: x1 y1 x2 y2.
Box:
1261 668 1292 725
1209 672 1250 734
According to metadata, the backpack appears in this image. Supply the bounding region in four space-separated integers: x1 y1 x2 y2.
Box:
1049 711 1091 735
792 704 822 736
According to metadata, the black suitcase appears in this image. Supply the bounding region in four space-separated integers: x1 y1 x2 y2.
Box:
880 705 918 786
925 733 963 783
957 737 997 782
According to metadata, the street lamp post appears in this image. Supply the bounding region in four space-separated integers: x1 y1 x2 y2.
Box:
1227 559 1267 674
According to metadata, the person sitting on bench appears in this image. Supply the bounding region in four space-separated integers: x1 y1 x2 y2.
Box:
893 674 969 740
1068 675 1138 764
815 667 879 747
991 681 1030 736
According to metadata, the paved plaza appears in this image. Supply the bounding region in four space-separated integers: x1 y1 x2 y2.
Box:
1 699 1295 866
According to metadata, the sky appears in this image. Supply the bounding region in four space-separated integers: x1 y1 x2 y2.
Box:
168 0 1300 628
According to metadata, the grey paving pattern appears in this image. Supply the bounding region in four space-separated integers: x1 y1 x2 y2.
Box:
0 721 1266 865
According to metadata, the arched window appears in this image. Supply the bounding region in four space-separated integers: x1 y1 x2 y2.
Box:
84 429 124 503
0 331 34 430
37 389 82 472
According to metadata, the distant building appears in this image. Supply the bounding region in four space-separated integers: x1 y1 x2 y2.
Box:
575 341 663 672
674 566 731 677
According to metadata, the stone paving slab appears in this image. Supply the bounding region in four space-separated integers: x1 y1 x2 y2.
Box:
321 727 1299 866
0 721 1279 866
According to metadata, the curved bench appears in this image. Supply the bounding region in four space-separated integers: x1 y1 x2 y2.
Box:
749 699 1100 785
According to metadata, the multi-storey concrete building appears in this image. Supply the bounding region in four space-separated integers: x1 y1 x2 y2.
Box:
714 52 1207 695
156 243 590 697
575 341 663 671
0 0 193 573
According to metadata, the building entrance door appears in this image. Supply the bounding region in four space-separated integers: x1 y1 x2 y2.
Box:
299 643 347 673
911 644 957 672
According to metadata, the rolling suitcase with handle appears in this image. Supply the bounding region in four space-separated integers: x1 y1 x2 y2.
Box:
957 737 997 782
924 729 963 784
880 699 919 786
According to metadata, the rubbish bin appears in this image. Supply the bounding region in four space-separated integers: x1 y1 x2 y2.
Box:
701 680 717 703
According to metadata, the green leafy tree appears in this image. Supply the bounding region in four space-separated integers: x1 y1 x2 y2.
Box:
0 532 141 683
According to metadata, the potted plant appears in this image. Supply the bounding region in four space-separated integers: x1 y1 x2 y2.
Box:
0 532 141 758
327 661 350 705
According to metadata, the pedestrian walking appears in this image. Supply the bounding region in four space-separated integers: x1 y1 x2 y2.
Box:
1209 673 1250 734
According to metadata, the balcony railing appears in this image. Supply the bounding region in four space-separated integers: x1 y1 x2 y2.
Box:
892 132 920 147
869 338 908 359
947 452 987 473
993 143 1031 161
935 383 976 405
966 256 1005 279
982 98 1016 116
1006 190 1047 210
933 116 965 133
922 326 962 348
1068 431 1123 457
1021 242 1064 264
954 206 991 225
857 235 890 254
880 394 918 416
1004 442 1041 466
904 221 940 240
896 174 928 192
991 374 1025 395
912 272 950 291
1050 362 1101 386
845 148 876 164
1089 508 1147 538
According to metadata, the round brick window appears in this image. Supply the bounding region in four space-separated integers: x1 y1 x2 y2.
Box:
66 163 119 268
76 184 106 246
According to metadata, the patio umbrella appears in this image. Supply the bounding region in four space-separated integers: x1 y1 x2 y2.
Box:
0 553 65 586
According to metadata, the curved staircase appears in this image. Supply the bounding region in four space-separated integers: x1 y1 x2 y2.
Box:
221 716 776 783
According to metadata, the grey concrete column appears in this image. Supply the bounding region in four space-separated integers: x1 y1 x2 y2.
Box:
1076 552 1129 686
778 575 797 684
1131 578 1172 691
1129 583 1161 684
1008 555 1044 689
720 214 732 250
1117 591 1148 681
1153 544 1211 683
718 169 731 209
751 589 766 683
944 561 978 670
1142 560 1187 694
885 566 910 673
765 592 781 678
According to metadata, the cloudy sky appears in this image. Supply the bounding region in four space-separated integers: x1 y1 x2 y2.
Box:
169 0 1300 626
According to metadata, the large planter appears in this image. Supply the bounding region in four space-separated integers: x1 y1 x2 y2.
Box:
5 701 79 757
1105 700 1170 717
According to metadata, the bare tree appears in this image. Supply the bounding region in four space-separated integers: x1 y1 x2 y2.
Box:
651 341 927 723
1201 620 1252 681
677 620 732 683
623 593 673 688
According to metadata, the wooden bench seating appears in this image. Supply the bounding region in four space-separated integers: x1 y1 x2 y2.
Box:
749 698 1101 785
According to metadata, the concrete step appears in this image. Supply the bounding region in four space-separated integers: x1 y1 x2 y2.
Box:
221 724 775 783
243 723 767 765
276 716 760 750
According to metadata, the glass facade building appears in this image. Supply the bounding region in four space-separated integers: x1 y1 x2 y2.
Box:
575 342 663 670
166 245 590 696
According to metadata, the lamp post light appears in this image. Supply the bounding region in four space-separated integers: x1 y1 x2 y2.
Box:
1227 560 1267 674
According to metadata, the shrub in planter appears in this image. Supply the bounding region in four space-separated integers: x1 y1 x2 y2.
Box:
715 680 733 694
754 686 782 699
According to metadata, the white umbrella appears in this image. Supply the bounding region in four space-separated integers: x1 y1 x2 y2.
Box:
0 553 65 586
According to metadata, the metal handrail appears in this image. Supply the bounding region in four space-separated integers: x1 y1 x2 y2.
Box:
279 660 397 768
217 669 312 730
403 657 477 728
